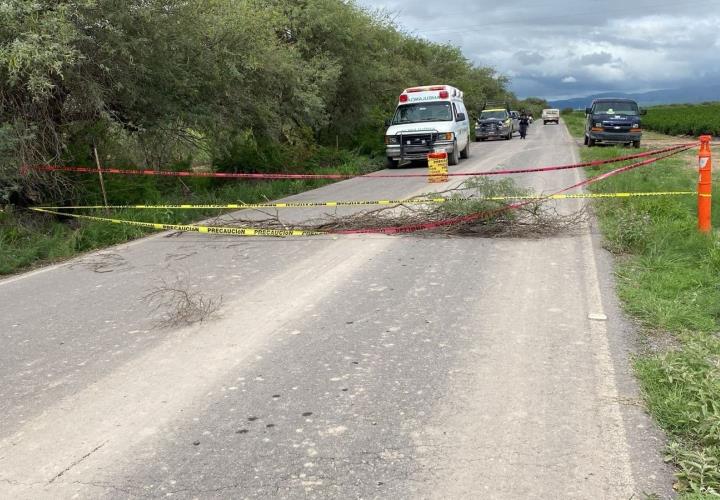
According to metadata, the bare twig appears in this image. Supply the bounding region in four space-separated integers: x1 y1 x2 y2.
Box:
144 277 222 328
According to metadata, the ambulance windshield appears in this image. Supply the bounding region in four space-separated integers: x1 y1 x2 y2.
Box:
393 102 453 124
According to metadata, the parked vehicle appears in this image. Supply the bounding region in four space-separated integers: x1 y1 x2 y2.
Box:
584 98 646 148
542 109 560 124
384 85 470 168
476 107 513 141
510 111 520 134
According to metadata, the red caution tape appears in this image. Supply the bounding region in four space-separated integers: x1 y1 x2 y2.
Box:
22 144 694 181
331 145 695 235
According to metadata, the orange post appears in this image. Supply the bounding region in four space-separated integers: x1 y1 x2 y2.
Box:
698 135 712 233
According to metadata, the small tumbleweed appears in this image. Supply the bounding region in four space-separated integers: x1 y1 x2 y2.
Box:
144 276 222 328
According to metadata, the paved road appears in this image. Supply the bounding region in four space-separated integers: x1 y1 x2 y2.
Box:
1 122 674 499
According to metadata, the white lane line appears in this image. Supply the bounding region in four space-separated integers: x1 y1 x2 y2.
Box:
569 125 636 494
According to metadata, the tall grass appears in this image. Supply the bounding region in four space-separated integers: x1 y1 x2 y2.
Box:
0 148 381 275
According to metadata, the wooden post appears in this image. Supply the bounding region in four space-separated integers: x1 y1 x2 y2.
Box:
93 144 109 212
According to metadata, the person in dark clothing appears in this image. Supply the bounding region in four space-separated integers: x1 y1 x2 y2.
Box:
519 111 530 139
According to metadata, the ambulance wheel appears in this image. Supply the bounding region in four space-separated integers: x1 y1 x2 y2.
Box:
449 143 459 165
386 157 399 169
460 140 470 159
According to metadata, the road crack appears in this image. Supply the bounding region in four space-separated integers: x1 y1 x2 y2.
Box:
48 441 107 484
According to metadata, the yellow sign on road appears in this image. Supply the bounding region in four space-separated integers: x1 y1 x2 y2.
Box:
428 151 449 183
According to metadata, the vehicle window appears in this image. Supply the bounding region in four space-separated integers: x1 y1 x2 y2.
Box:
453 103 459 120
480 110 507 120
392 102 453 124
592 101 639 116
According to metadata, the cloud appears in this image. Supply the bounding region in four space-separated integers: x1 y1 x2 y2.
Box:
356 0 720 99
577 52 614 66
514 51 545 66
561 76 578 83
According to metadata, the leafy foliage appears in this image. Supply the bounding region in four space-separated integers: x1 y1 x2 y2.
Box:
639 336 720 496
643 103 720 137
513 97 551 119
0 0 511 205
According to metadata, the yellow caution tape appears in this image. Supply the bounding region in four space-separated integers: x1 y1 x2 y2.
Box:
29 208 324 237
34 198 450 210
34 191 698 211
28 191 700 238
511 191 697 200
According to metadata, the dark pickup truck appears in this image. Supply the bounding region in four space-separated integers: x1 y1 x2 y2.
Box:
584 98 646 148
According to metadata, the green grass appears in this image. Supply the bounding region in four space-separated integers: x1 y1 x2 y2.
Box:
564 111 720 497
0 149 381 275
562 113 586 138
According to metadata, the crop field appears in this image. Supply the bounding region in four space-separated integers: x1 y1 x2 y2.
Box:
643 102 720 136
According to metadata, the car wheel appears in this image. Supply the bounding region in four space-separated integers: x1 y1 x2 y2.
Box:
385 157 399 169
633 140 641 148
448 143 459 165
587 138 596 147
583 135 588 145
460 140 470 159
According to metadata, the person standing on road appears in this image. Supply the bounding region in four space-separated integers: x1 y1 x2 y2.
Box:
519 111 530 139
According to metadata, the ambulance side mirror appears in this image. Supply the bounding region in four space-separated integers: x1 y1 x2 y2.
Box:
384 119 392 127
640 109 647 115
456 113 466 122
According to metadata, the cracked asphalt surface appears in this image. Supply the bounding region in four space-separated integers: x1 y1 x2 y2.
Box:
0 122 675 499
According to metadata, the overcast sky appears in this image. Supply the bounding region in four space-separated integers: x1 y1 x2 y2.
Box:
356 0 720 100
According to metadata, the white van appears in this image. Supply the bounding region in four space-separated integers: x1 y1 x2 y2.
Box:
542 108 560 125
384 85 470 168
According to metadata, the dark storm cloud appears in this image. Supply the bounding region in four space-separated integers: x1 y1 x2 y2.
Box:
356 0 720 99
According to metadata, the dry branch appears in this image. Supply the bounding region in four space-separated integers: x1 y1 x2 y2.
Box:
144 277 222 328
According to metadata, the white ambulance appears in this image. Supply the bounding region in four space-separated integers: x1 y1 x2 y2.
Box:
384 85 470 168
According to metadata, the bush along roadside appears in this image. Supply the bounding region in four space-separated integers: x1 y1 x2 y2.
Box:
563 112 720 498
0 148 381 276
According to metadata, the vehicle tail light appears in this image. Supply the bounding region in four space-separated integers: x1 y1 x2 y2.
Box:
399 94 408 103
439 90 449 98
